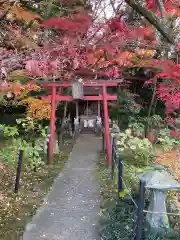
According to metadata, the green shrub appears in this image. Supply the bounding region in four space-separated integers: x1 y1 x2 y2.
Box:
157 128 180 151
115 129 155 167
0 117 48 169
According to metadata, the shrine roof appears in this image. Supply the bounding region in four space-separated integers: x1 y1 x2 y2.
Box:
35 79 123 87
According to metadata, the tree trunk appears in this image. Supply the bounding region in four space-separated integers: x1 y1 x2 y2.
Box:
124 0 174 44
145 78 157 136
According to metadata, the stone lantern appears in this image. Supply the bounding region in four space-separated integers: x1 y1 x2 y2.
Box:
139 169 180 235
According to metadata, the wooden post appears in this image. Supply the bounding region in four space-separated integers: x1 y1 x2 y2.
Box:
49 86 56 164
14 150 23 193
102 85 111 166
76 100 79 117
86 100 88 116
98 100 100 117
136 179 146 240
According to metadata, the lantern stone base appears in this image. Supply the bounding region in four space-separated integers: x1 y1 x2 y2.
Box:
146 190 170 234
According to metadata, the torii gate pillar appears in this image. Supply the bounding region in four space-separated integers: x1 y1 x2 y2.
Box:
102 85 111 166
49 86 56 163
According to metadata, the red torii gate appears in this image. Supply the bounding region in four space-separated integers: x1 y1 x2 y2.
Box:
41 80 119 166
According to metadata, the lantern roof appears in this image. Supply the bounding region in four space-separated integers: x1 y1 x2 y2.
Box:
139 170 180 190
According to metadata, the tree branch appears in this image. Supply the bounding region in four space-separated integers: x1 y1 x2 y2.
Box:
124 0 174 44
157 0 167 22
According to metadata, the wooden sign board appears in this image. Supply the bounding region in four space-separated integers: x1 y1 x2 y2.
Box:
72 81 84 99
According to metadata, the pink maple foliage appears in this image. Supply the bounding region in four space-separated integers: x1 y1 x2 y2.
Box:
144 59 180 116
146 0 180 16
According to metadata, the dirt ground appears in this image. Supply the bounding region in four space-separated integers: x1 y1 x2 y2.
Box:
156 148 180 181
156 148 180 210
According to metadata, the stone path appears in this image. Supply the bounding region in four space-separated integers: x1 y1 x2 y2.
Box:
23 134 101 240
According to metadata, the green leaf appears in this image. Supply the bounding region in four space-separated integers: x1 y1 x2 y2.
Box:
119 188 129 198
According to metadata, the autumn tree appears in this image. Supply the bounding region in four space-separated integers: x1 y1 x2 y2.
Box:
0 0 179 127
0 0 91 120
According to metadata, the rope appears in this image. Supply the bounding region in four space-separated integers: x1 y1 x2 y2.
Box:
144 184 180 189
143 210 180 216
112 149 118 168
114 161 118 169
112 154 118 167
120 176 138 209
121 161 125 168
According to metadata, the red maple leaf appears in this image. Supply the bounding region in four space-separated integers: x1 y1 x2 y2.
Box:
146 0 158 12
108 17 125 32
170 130 180 138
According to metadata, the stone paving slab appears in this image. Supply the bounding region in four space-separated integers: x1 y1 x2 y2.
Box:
23 134 101 240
